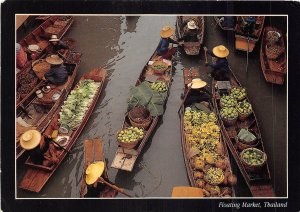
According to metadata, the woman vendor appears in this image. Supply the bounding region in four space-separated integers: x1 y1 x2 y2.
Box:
185 78 212 106
19 130 59 166
84 162 117 197
204 45 230 81
156 26 183 59
42 54 68 85
179 20 199 42
49 34 69 52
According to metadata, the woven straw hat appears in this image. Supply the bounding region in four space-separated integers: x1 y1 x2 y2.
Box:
20 130 42 150
85 161 105 185
188 78 207 89
49 34 60 42
187 20 197 30
45 54 63 65
212 45 229 58
160 26 175 38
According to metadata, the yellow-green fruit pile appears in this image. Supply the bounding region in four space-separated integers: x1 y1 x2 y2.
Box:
230 87 246 101
241 148 265 166
117 127 144 143
184 110 216 126
220 107 238 119
220 95 237 108
151 81 167 92
237 100 252 115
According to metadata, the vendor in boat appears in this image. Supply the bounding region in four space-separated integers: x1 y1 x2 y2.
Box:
156 26 183 59
204 45 230 81
185 78 212 106
42 54 68 85
84 162 117 197
179 20 199 42
218 16 235 29
20 130 59 166
49 34 69 52
241 16 257 36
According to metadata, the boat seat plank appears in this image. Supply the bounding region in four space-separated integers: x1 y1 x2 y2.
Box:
111 152 137 172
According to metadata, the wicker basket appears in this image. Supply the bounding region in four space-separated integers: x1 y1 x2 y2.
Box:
116 129 144 149
238 110 252 122
151 61 168 75
128 106 151 124
129 115 152 129
240 148 267 173
222 116 238 126
236 136 259 151
32 59 51 79
230 86 247 101
265 44 284 60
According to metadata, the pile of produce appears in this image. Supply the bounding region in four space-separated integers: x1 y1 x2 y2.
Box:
220 107 238 120
151 80 167 93
58 79 101 129
266 30 280 43
241 148 266 166
152 61 168 72
220 95 237 108
19 74 36 85
230 87 247 101
184 107 237 197
237 100 252 115
265 44 284 60
117 127 144 143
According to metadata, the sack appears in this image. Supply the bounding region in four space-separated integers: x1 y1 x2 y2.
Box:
237 129 256 143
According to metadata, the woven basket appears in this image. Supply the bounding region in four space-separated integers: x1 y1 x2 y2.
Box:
128 106 151 124
240 148 267 173
222 116 238 126
32 59 51 79
238 110 252 122
265 44 284 60
129 115 152 129
116 129 143 149
230 86 247 101
236 136 259 151
151 61 168 75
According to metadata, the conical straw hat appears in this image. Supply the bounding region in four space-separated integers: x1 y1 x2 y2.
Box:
85 161 105 185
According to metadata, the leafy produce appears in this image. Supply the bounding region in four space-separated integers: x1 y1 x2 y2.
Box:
220 95 237 107
151 81 167 93
153 64 167 70
220 107 238 120
58 79 101 129
204 167 225 185
237 100 252 115
230 87 247 101
241 148 266 166
117 127 144 143
19 74 35 85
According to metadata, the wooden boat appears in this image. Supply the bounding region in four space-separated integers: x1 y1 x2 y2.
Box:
19 68 107 193
111 49 174 172
179 67 236 197
211 67 275 197
213 16 235 31
80 139 118 198
234 16 265 52
16 62 79 160
17 16 74 78
260 26 287 85
176 16 204 55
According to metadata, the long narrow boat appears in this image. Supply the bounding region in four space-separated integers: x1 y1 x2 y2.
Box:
213 16 235 31
176 16 205 55
260 26 287 85
16 62 79 160
211 68 275 197
111 49 174 172
19 68 107 193
234 16 265 52
179 68 236 197
80 139 118 198
17 16 74 78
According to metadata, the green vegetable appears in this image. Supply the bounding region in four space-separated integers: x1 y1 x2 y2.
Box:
230 87 247 101
150 81 168 93
220 95 237 108
220 107 238 119
117 127 144 143
237 100 252 115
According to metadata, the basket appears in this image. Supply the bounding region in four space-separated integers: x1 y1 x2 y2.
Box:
222 116 238 126
151 61 168 75
32 59 51 79
116 129 143 149
238 110 252 122
230 86 247 101
236 136 259 151
265 44 284 60
128 106 151 124
240 148 267 173
129 115 152 129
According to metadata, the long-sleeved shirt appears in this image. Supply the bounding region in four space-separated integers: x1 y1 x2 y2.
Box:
207 50 229 72
156 38 179 55
52 40 69 52
185 88 212 106
44 64 68 85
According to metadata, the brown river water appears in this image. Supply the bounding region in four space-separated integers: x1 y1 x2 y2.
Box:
17 16 287 198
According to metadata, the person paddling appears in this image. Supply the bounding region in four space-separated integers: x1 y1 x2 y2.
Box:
185 78 212 106
42 55 69 85
204 45 230 81
179 20 199 42
156 26 183 59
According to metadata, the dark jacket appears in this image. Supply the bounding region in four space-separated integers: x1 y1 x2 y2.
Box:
52 40 69 52
185 88 212 106
156 38 178 55
207 50 229 72
45 64 68 85
30 137 51 165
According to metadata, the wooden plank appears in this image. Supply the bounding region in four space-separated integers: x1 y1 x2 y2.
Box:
111 152 137 172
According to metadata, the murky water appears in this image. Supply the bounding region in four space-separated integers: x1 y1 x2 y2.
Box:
17 16 286 197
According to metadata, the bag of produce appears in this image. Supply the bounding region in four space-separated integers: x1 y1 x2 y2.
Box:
237 129 256 143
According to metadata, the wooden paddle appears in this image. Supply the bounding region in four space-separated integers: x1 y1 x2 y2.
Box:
98 177 132 197
178 85 192 114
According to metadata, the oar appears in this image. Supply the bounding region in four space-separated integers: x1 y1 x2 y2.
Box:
98 177 132 197
178 84 192 114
